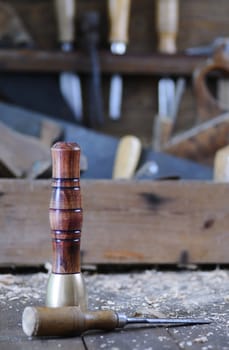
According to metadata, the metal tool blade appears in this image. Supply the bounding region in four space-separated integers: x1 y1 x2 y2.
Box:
60 72 83 122
165 78 175 118
185 37 229 56
109 74 123 120
158 79 168 116
127 317 210 326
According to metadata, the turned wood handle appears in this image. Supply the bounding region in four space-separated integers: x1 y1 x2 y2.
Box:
108 0 131 44
54 0 76 44
22 306 118 337
49 142 82 274
112 135 142 179
156 0 179 54
214 145 229 182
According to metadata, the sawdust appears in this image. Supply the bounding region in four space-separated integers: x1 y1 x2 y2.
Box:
0 273 47 304
0 268 228 323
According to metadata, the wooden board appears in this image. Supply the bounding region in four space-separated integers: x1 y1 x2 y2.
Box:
0 179 229 266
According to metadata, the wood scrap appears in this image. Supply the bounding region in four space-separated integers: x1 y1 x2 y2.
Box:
193 42 229 123
162 112 229 162
0 121 51 178
39 119 63 147
0 2 34 47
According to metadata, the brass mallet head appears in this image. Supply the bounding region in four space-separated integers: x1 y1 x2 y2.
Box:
46 142 87 310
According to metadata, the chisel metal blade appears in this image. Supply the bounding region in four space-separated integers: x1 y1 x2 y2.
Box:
109 74 123 120
60 72 83 122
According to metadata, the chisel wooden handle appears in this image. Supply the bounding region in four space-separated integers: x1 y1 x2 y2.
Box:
156 0 179 54
214 145 229 181
49 142 82 274
112 135 142 179
23 306 119 337
54 0 76 45
108 0 131 44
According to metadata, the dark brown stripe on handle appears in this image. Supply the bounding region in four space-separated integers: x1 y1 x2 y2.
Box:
52 178 80 188
52 238 81 274
50 142 82 274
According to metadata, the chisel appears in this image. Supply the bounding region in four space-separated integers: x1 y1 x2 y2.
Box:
80 12 104 127
153 78 186 150
153 0 180 150
54 0 83 122
108 0 131 120
22 306 210 337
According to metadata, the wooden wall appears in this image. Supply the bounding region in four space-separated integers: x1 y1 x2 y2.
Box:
2 0 229 146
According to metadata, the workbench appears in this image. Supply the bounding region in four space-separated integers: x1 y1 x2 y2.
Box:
0 269 228 349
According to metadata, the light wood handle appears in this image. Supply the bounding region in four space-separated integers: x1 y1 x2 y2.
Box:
214 145 229 182
54 0 76 44
22 306 118 337
112 135 142 179
108 0 131 44
156 0 179 54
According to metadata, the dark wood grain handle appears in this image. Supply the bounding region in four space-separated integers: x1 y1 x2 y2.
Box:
49 142 82 274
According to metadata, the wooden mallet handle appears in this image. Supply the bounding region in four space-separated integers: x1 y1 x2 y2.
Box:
49 142 82 274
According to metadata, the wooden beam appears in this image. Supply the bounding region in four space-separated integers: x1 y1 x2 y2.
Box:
0 179 228 266
0 50 205 75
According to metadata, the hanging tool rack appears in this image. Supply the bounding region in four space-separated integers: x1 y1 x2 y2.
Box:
0 0 229 153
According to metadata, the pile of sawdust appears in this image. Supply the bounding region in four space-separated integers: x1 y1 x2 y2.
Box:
0 269 228 322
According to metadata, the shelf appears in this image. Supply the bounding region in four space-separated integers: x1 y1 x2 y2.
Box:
0 49 206 75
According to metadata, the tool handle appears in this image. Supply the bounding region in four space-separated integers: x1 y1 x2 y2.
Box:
49 142 82 274
156 0 179 54
214 145 229 181
112 135 142 179
22 306 119 337
108 0 131 44
54 0 76 45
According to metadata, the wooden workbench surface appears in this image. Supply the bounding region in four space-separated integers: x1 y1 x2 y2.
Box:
0 269 228 349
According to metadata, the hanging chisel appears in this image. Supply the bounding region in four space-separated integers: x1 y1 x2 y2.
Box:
108 0 131 120
80 12 104 127
153 77 186 150
153 0 181 150
54 0 83 122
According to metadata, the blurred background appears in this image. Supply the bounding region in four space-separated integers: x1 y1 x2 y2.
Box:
1 0 229 180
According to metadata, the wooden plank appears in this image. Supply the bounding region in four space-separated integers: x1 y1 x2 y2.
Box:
0 50 205 74
0 179 229 266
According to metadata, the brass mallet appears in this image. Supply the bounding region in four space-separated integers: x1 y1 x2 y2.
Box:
46 142 87 310
22 306 210 337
